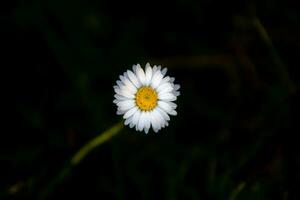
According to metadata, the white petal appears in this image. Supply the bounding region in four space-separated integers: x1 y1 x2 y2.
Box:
171 110 177 115
115 89 134 99
167 101 177 109
121 74 138 92
113 99 121 104
156 83 172 93
116 80 123 87
161 68 167 76
127 70 141 88
151 71 163 89
150 112 160 132
158 101 172 113
117 100 135 111
132 109 141 128
159 101 177 116
114 94 129 100
113 85 119 90
123 107 138 119
158 86 173 95
117 109 126 115
118 85 136 95
115 88 135 99
165 121 169 127
132 64 137 73
152 65 157 74
145 63 152 86
144 112 151 133
124 115 133 125
160 76 171 85
158 92 176 101
170 77 175 83
129 122 135 128
119 75 125 82
173 91 180 96
120 74 132 85
138 111 146 131
136 64 147 85
156 107 170 121
174 84 180 91
152 109 165 129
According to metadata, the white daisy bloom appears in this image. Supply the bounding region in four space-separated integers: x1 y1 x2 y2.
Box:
113 63 180 134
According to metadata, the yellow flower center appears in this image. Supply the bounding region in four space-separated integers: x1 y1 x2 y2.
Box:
135 87 158 111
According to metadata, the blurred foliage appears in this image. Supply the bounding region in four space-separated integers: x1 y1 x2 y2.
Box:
1 0 300 199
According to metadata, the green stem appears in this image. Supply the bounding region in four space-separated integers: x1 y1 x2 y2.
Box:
252 17 295 92
229 182 246 200
71 121 124 166
40 122 124 198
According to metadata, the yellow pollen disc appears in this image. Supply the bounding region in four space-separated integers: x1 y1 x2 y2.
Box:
135 87 158 111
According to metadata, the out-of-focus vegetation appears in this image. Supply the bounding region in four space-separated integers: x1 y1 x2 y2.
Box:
1 0 299 199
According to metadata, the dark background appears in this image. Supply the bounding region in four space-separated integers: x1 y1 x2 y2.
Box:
1 0 300 199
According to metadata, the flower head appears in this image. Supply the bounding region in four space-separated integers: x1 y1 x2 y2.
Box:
113 63 180 133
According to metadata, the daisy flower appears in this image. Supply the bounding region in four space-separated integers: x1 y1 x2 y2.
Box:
113 63 180 133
